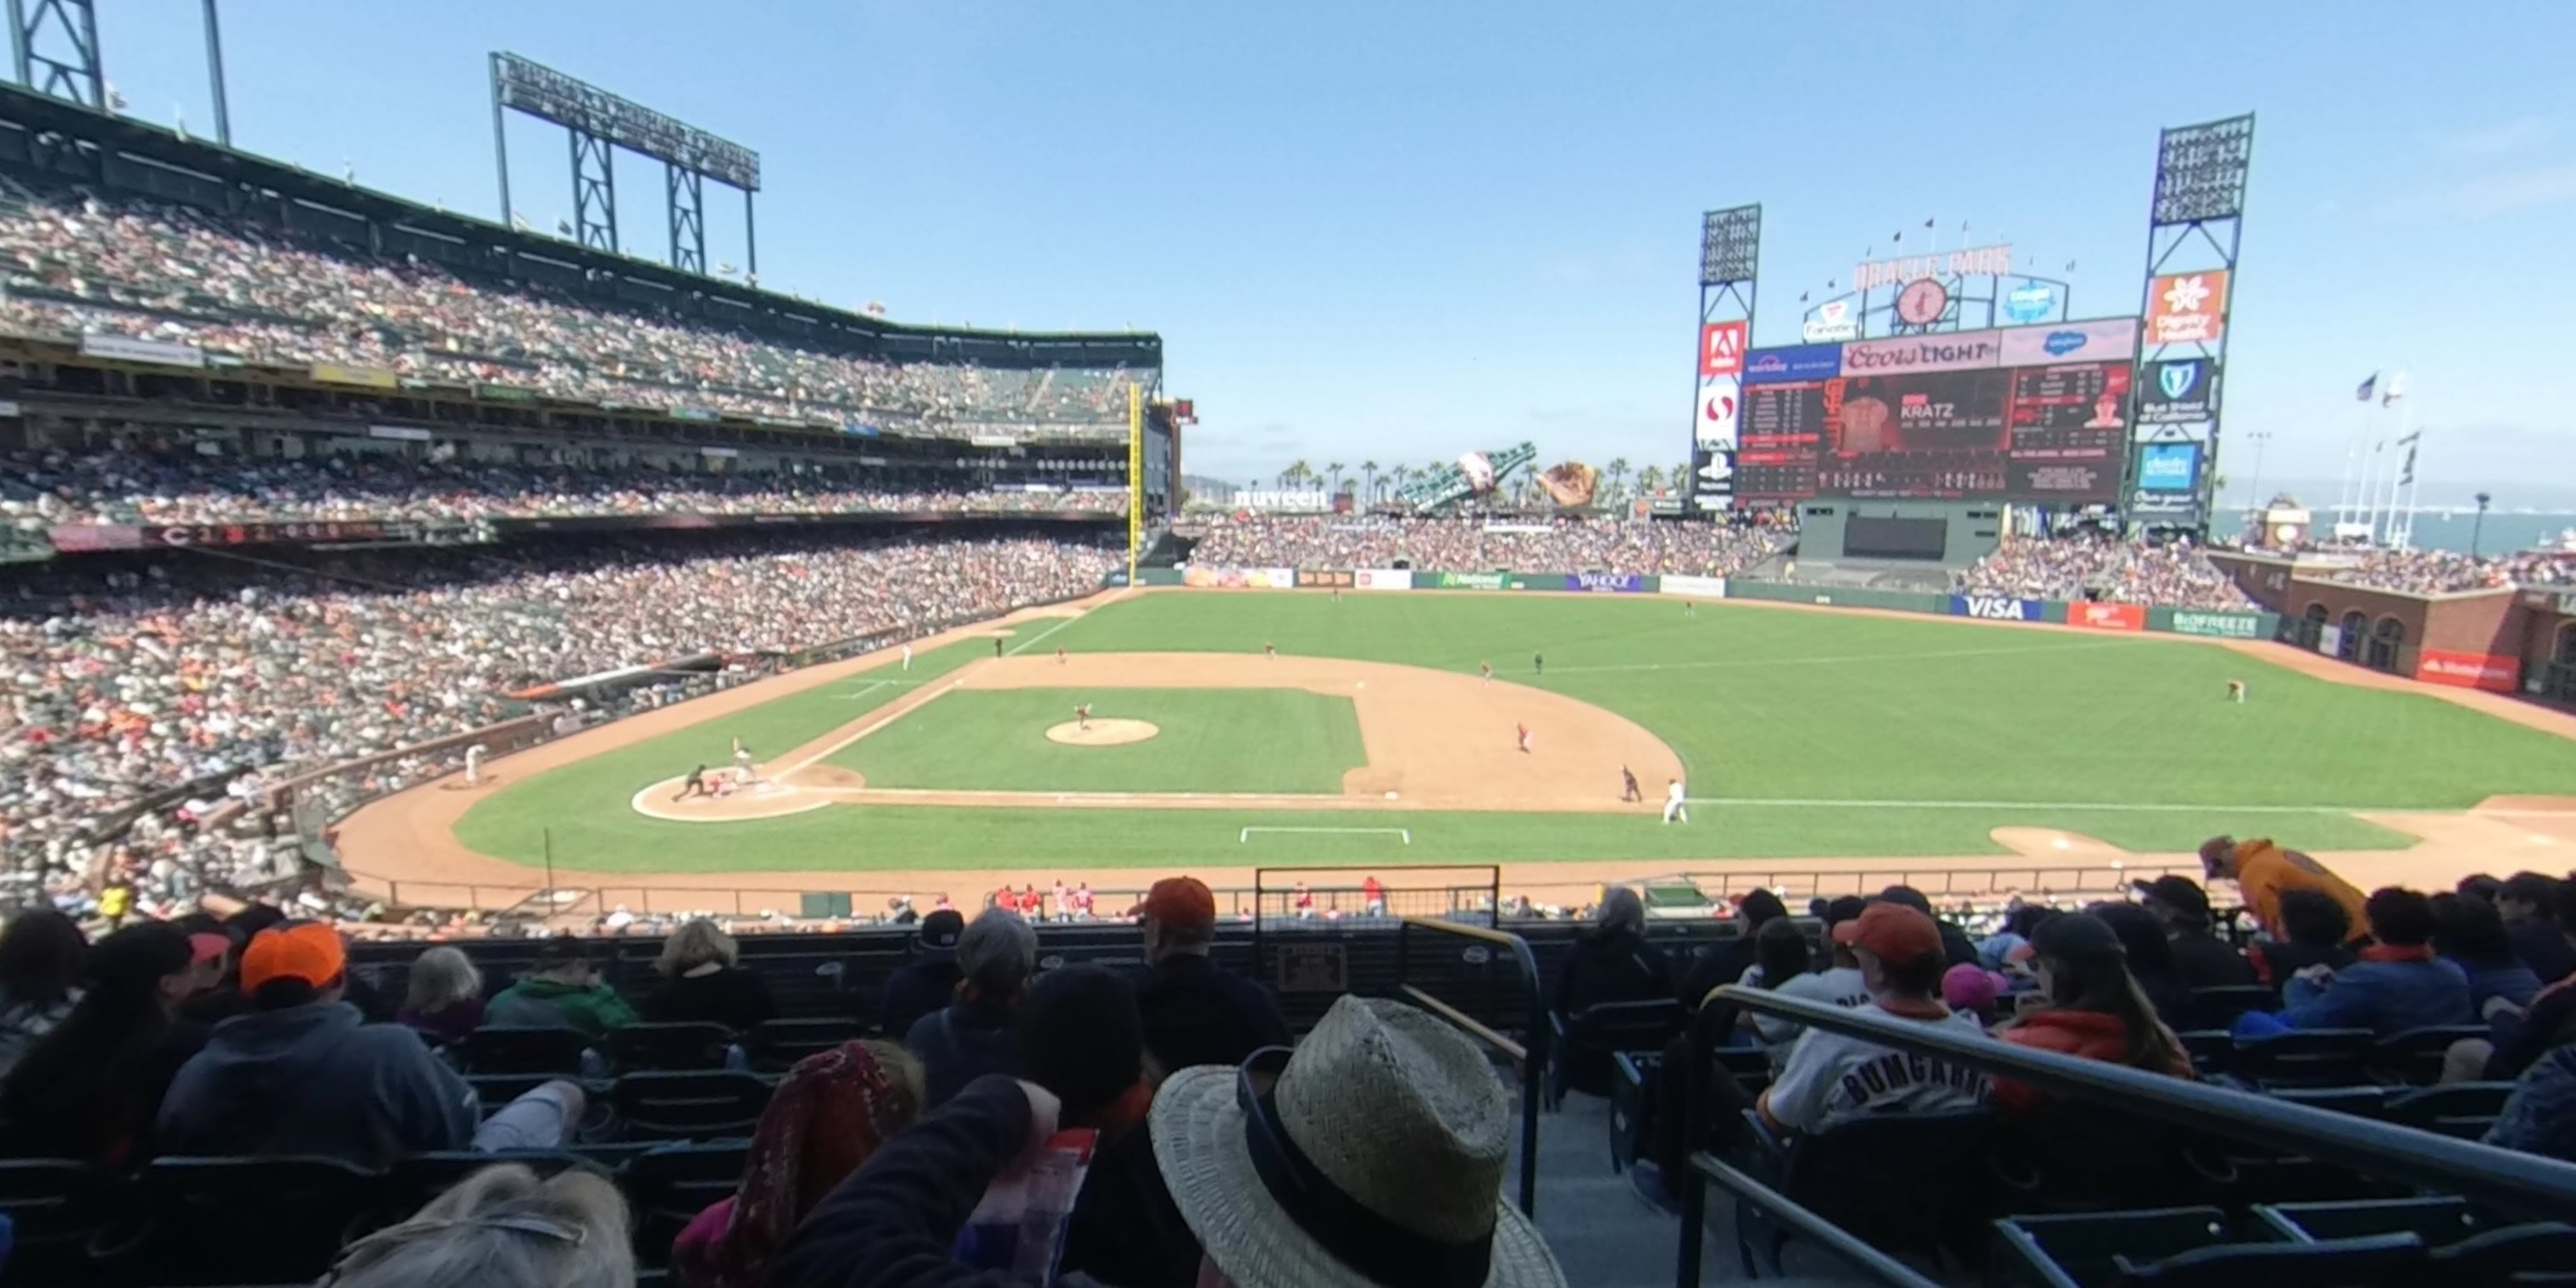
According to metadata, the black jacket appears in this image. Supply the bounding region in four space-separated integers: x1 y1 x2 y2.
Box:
2510 922 2576 985
155 1002 478 1169
763 1074 1035 1288
906 1002 1021 1108
644 965 777 1030
2169 930 2258 990
1134 954 1291 1073
1059 1117 1203 1288
1556 928 1673 1016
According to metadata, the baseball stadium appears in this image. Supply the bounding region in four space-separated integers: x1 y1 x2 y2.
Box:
3 8 2575 1288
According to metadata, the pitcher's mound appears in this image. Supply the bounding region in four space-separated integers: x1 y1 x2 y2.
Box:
1046 718 1159 747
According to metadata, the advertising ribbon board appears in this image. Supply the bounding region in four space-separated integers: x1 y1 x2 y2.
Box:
1353 569 1413 591
80 333 206 368
1294 569 1355 588
1996 318 2139 367
2161 609 2268 640
2415 650 2521 692
1950 595 2044 622
2068 601 2146 631
310 363 401 389
1570 571 1646 593
474 383 538 402
1427 572 1509 591
1659 574 1727 597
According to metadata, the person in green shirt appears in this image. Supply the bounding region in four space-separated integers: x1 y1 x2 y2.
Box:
486 937 641 1041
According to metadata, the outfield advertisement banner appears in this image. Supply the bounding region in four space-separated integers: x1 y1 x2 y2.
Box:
1659 575 1727 597
1295 569 1354 588
1507 574 1570 591
1180 567 1296 589
1569 571 1647 593
1353 569 1413 591
2157 608 2269 639
1950 595 2044 622
2415 649 2522 692
1424 572 1508 591
2068 601 2146 631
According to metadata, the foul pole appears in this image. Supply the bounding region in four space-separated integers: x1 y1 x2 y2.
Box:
1127 383 1143 585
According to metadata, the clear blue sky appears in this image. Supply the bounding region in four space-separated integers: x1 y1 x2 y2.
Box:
94 0 2576 503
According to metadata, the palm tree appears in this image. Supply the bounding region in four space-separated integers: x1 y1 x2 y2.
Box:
1606 457 1630 502
1360 460 1379 503
1387 464 1410 502
1286 459 1313 492
1639 464 1663 496
1325 462 1346 497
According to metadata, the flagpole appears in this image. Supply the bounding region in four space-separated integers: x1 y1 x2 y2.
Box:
2388 384 2417 550
2334 440 2358 536
2357 438 2383 547
2399 426 2426 553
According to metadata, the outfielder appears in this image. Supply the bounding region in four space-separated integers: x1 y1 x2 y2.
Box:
1663 778 1690 824
2226 679 2246 703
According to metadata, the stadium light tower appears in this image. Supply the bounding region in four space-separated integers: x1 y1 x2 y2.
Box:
488 52 762 276
2472 491 2491 557
8 0 103 110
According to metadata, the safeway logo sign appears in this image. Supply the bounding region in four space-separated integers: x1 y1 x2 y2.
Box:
1700 321 1747 377
2146 269 2229 345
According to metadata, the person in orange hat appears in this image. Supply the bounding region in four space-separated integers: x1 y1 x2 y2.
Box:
2201 835 2368 941
1756 902 1995 1137
157 922 586 1168
1131 876 1290 1074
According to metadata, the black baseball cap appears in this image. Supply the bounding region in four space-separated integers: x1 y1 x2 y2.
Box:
919 908 965 952
2132 874 2213 923
2030 912 2127 962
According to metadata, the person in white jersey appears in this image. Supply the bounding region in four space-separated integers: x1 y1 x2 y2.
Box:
1663 778 1689 824
1757 901 1992 1136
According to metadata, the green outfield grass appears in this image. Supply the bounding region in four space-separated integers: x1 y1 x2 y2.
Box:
824 687 1365 793
448 592 2576 874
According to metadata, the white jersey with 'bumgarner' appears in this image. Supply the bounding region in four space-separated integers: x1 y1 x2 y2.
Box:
1762 1004 1991 1135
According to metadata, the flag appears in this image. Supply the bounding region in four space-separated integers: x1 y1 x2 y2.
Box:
2398 436 2419 486
2380 371 2407 406
1924 217 1936 229
2064 259 2077 272
2355 373 2378 402
1891 230 1902 243
1798 291 1809 303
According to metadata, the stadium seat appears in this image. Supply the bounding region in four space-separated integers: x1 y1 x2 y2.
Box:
1546 998 1681 1108
2267 1085 2393 1119
1993 1100 2208 1213
743 1016 863 1072
1991 1207 2247 1288
2230 1029 2374 1089
2173 1030 2237 1076
0 1158 124 1287
1607 1051 1656 1173
605 1021 736 1073
457 1024 593 1074
92 1156 385 1285
1737 1109 1996 1274
624 1140 752 1265
2256 1195 2496 1245
2105 1232 2427 1287
610 1070 772 1141
2381 1081 2516 1139
2368 1024 2490 1086
2429 1222 2576 1280
2189 985 2279 1030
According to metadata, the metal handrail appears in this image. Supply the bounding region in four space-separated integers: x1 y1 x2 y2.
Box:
1395 915 1546 1218
1709 987 2576 1210
1688 1152 1940 1288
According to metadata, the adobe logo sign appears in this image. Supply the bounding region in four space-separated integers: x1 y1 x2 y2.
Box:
1700 321 1747 377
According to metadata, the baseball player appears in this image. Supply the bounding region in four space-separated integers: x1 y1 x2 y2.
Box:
1621 764 1642 802
2226 679 2247 703
1263 641 1277 661
733 740 755 780
902 642 913 670
1480 661 1493 685
1663 778 1690 824
1057 647 1068 664
995 637 1005 658
673 764 712 802
1075 702 1092 730
1516 723 1532 754
1533 652 1544 677
464 742 487 788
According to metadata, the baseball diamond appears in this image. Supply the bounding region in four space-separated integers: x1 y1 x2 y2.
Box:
329 586 2576 910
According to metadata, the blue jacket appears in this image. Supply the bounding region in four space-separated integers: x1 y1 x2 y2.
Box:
2448 956 2543 1015
2269 952 2473 1037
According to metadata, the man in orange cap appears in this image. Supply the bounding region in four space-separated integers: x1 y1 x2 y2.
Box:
157 923 585 1168
1757 901 1995 1136
2201 835 2368 941
1131 876 1290 1073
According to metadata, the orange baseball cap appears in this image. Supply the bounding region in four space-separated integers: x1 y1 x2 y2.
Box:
1131 876 1216 928
1832 902 1942 966
239 923 347 991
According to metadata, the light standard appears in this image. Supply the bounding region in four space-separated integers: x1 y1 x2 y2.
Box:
2472 491 2492 557
2240 430 2273 508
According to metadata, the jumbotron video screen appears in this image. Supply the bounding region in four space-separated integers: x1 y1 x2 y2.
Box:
1727 319 2142 504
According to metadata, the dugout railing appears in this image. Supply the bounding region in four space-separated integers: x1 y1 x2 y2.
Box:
1670 987 2576 1287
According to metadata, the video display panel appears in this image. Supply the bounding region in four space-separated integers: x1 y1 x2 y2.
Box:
1729 334 2136 504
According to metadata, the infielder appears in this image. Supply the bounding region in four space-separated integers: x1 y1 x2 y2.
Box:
1515 723 1532 754
1620 764 1642 802
1263 641 1277 661
2226 679 2246 703
1480 661 1493 685
1663 778 1689 824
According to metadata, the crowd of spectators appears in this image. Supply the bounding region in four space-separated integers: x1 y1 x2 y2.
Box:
2308 546 2576 595
1585 839 2576 1220
2 527 1115 924
1952 533 2258 610
1183 514 1791 577
2 444 1125 530
0 879 1546 1288
0 189 1148 437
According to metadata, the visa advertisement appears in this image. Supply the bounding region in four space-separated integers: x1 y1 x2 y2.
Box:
1950 595 2043 622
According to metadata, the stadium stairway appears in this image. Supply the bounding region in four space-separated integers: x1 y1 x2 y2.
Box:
1521 1091 1857 1287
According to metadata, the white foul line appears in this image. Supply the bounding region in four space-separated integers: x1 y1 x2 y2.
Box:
1241 826 1413 844
1680 795 2573 816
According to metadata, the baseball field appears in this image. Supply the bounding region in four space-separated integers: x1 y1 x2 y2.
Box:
334 587 2576 906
